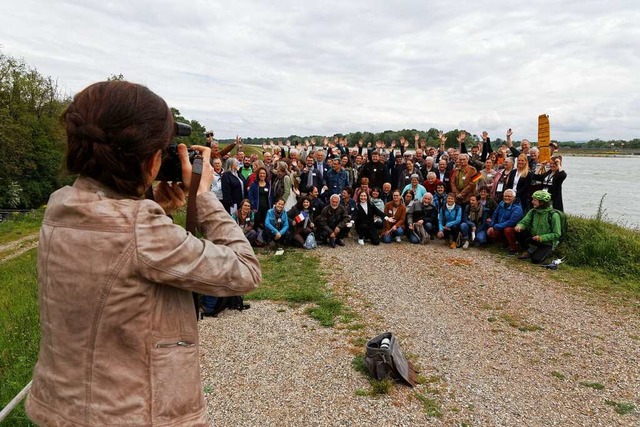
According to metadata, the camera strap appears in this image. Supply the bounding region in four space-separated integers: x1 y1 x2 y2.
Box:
186 157 203 320
186 157 203 233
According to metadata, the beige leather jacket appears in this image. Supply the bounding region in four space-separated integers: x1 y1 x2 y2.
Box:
26 177 261 426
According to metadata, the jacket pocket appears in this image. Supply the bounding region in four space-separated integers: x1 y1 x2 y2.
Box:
150 336 203 423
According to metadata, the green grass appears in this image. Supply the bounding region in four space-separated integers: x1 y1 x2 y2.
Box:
351 355 368 376
0 209 44 245
551 371 566 380
247 250 346 327
414 392 443 418
0 249 40 426
499 313 543 332
369 378 393 396
558 215 640 290
579 381 605 390
604 399 636 415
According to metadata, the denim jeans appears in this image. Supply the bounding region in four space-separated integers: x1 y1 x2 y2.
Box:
381 226 404 243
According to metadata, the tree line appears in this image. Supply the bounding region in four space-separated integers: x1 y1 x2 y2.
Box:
1 54 638 209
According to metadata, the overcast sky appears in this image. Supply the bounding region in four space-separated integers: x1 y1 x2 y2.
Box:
2 0 639 141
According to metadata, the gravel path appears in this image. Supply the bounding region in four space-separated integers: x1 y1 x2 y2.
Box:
201 239 639 426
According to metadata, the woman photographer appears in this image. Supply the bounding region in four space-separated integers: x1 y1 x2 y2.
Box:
26 81 261 426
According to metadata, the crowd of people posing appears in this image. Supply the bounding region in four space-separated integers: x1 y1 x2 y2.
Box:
206 129 567 263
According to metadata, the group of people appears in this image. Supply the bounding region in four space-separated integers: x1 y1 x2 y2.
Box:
210 129 566 263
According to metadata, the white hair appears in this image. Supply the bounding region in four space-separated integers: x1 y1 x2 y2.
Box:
504 189 516 197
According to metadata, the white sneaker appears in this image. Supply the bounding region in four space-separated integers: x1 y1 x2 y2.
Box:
462 240 469 250
395 236 402 243
357 239 365 245
275 248 284 256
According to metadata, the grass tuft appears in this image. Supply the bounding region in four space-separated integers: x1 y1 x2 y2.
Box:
369 378 393 396
604 399 636 415
500 313 543 332
579 381 605 390
414 392 443 418
551 371 566 380
351 355 369 376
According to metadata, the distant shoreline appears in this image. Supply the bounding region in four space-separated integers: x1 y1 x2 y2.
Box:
561 152 639 158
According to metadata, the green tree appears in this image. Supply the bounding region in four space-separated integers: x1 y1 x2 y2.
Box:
170 108 207 146
0 53 70 209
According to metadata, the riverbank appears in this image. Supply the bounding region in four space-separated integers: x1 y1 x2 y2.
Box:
0 211 638 425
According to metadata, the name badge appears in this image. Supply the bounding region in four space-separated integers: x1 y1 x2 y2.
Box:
374 168 378 172
277 218 281 224
312 173 316 176
405 175 409 180
264 188 268 192
497 183 504 192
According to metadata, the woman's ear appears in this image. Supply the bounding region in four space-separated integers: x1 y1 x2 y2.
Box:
146 150 163 184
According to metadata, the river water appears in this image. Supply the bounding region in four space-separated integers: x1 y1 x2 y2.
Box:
562 156 640 229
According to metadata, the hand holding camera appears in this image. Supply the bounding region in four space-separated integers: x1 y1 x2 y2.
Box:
154 144 214 214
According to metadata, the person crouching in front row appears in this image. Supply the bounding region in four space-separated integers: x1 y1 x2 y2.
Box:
316 194 351 247
263 198 290 251
515 190 562 264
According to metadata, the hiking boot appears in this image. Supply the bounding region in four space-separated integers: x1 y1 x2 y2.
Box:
462 239 469 250
421 235 429 245
506 249 518 256
336 239 345 246
395 236 402 243
357 239 365 245
275 248 284 256
450 241 457 249
329 238 336 248
518 251 532 260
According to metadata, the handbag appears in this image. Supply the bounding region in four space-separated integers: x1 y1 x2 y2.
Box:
303 232 317 250
364 332 418 386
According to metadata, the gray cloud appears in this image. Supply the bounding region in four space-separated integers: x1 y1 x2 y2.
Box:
1 0 639 140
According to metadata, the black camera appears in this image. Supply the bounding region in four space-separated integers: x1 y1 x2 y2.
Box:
156 122 194 182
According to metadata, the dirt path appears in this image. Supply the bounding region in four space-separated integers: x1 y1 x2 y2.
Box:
0 233 38 263
201 240 639 426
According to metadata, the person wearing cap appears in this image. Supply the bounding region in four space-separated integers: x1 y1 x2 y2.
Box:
514 190 562 263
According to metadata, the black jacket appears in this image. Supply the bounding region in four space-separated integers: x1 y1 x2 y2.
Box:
221 171 247 213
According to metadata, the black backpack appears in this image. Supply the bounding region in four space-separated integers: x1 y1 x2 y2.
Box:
208 296 250 318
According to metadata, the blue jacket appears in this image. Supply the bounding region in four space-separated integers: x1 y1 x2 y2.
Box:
439 204 462 232
491 201 524 230
265 208 289 235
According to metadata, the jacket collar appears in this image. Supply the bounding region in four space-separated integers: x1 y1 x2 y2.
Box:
73 176 141 200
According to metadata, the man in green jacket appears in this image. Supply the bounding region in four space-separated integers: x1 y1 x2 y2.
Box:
514 190 562 264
